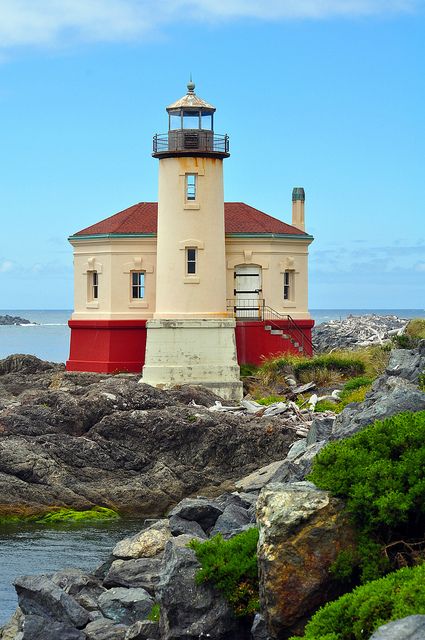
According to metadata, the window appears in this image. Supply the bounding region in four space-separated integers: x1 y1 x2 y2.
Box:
186 248 197 275
91 271 98 300
283 270 294 301
131 271 145 299
186 174 197 201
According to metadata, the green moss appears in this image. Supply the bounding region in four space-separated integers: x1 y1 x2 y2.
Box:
189 528 260 617
290 563 425 640
0 507 119 526
147 603 160 622
308 411 425 582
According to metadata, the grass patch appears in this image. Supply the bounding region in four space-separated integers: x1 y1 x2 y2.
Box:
240 363 258 377
0 507 119 526
406 318 425 340
189 528 259 617
308 411 425 582
147 603 160 622
315 379 374 414
256 395 286 405
290 562 425 640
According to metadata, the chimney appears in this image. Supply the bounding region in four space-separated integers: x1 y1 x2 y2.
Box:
292 187 305 231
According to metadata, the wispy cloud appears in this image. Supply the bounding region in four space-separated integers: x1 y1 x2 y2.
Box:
0 0 419 53
0 260 14 273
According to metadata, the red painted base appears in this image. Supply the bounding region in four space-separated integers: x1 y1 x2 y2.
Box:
234 319 314 366
66 318 314 373
67 320 147 374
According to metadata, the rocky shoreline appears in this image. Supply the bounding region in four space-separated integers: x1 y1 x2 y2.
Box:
312 314 408 352
1 340 424 640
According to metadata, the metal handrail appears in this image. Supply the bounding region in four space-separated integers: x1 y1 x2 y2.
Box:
226 299 314 354
153 131 229 154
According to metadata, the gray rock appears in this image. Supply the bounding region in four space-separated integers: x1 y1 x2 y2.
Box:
168 498 223 532
113 521 171 560
209 504 252 538
20 614 85 639
157 535 244 639
14 575 90 628
332 376 425 440
235 460 287 493
103 558 162 593
386 343 425 384
306 415 335 446
84 617 129 639
250 613 270 640
125 619 160 639
268 441 327 484
286 439 307 461
369 615 425 639
168 515 207 539
98 587 154 626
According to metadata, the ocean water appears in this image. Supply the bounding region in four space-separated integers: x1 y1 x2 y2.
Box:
0 308 424 364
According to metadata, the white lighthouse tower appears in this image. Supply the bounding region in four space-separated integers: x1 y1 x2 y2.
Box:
141 81 243 400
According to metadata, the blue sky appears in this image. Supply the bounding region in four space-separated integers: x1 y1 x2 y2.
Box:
0 0 424 310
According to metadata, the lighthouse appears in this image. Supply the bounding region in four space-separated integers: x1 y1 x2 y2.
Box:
141 81 243 400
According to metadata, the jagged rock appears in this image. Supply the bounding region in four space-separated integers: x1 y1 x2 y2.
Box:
306 415 335 446
257 482 356 637
369 615 425 639
84 616 129 639
312 314 408 352
286 439 307 461
125 619 160 639
0 360 297 516
209 503 252 538
51 568 106 611
385 342 425 384
168 498 223 533
14 575 90 628
268 441 327 485
157 534 246 640
0 607 23 640
113 521 171 559
19 614 85 639
332 376 425 440
250 613 270 640
0 315 32 326
168 515 207 539
235 460 286 493
103 558 162 593
98 588 153 626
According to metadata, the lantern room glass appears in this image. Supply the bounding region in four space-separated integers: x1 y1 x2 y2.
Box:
168 111 213 131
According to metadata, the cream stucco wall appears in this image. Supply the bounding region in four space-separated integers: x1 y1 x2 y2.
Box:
70 237 157 320
70 234 311 321
155 156 228 319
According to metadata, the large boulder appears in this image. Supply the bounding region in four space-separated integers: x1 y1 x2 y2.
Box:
113 521 171 559
157 534 247 640
385 342 425 384
98 587 153 626
257 482 356 638
168 498 223 533
19 614 85 640
103 557 162 593
14 575 90 628
84 616 129 639
369 615 425 639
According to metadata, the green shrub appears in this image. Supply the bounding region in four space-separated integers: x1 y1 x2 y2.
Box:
392 333 414 349
188 528 259 617
257 395 286 405
315 379 373 414
339 376 374 397
308 411 425 581
147 603 160 622
290 563 425 640
240 363 258 377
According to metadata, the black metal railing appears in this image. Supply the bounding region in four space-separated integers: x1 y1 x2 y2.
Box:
226 298 314 354
153 130 229 155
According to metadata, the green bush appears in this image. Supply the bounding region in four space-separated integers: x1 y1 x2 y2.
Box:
240 363 258 377
308 411 425 581
339 376 374 397
290 563 425 640
188 528 259 617
315 378 373 414
257 395 286 405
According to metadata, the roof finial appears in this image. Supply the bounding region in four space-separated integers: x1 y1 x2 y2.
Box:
187 74 195 93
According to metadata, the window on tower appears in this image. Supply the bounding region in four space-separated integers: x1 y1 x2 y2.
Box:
91 271 99 300
186 248 197 275
186 174 197 201
131 271 145 299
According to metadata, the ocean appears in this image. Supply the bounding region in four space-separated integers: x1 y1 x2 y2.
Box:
0 308 424 363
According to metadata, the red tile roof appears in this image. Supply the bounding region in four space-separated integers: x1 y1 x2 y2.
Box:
72 202 307 237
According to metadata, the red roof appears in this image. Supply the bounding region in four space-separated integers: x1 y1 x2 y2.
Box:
72 202 307 237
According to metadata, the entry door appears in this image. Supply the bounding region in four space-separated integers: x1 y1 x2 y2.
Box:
234 265 262 319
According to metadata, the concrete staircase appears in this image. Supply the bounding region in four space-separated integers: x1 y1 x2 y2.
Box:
264 324 305 353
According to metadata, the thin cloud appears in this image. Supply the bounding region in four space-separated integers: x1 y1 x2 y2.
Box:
0 260 14 273
0 0 419 52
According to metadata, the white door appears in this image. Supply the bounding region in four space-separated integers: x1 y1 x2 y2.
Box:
234 265 262 319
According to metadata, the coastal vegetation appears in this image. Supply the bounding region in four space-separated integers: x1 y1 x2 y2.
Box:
0 506 119 526
189 528 260 617
290 563 425 640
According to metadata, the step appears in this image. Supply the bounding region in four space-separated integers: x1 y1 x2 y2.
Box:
293 342 300 347
282 334 290 339
270 329 283 336
264 325 272 331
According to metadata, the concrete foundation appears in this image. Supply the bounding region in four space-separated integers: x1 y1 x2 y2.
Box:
141 318 243 401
